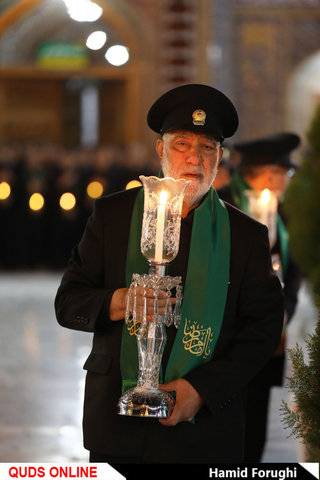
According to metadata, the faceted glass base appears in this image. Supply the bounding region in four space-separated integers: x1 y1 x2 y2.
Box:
118 386 175 418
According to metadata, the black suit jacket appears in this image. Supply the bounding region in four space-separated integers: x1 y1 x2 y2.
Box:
55 187 284 463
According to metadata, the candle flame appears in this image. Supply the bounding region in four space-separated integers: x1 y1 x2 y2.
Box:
159 190 168 205
261 189 270 205
273 261 281 272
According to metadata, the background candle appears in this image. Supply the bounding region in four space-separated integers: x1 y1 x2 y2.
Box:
259 188 271 224
260 188 270 205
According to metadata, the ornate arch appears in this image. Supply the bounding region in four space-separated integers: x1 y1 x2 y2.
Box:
286 50 320 145
0 0 156 63
0 0 158 145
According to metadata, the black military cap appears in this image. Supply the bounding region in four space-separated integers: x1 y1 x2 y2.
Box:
234 132 300 169
147 84 239 140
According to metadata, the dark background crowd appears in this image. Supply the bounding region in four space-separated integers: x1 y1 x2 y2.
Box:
0 142 158 270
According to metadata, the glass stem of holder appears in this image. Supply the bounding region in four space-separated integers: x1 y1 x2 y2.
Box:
136 263 167 392
117 262 183 418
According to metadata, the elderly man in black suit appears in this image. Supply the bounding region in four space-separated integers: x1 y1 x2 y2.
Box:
55 84 284 464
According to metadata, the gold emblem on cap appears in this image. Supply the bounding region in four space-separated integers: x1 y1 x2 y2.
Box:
192 109 206 126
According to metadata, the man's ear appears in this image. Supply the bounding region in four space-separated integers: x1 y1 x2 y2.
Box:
156 138 164 163
218 146 224 165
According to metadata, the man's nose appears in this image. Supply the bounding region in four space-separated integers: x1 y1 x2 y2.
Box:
186 144 201 164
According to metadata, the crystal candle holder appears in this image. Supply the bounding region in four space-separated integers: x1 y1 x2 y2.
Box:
139 175 189 265
117 176 189 418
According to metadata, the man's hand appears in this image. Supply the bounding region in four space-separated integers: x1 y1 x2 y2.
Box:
109 288 129 321
109 287 175 322
158 378 204 426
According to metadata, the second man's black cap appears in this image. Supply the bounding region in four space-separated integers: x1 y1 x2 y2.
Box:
147 84 239 140
234 132 301 169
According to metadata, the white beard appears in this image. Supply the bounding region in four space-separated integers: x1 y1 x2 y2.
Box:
162 158 218 209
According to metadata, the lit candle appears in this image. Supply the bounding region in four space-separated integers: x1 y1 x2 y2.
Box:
259 188 271 224
260 188 270 205
155 190 168 263
260 188 278 247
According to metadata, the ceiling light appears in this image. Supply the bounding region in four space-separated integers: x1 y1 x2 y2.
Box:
105 45 129 66
63 0 103 22
86 31 107 50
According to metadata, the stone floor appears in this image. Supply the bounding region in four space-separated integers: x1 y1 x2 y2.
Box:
0 272 318 463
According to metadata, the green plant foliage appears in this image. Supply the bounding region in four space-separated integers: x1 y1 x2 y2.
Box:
280 308 320 462
283 104 320 297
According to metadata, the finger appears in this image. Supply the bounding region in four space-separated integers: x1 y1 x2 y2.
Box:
136 299 175 317
136 305 167 319
159 409 179 427
158 417 177 427
159 381 177 392
135 294 167 308
136 287 167 299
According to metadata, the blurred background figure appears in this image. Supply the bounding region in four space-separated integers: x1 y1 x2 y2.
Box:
47 147 83 269
0 142 157 269
212 144 233 190
218 132 303 462
118 141 157 189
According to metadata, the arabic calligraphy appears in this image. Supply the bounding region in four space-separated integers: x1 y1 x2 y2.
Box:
127 318 141 336
182 318 213 359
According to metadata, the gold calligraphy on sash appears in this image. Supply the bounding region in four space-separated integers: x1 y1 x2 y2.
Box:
127 318 141 336
182 318 213 359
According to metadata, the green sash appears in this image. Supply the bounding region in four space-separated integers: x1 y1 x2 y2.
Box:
120 187 230 391
229 172 289 275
